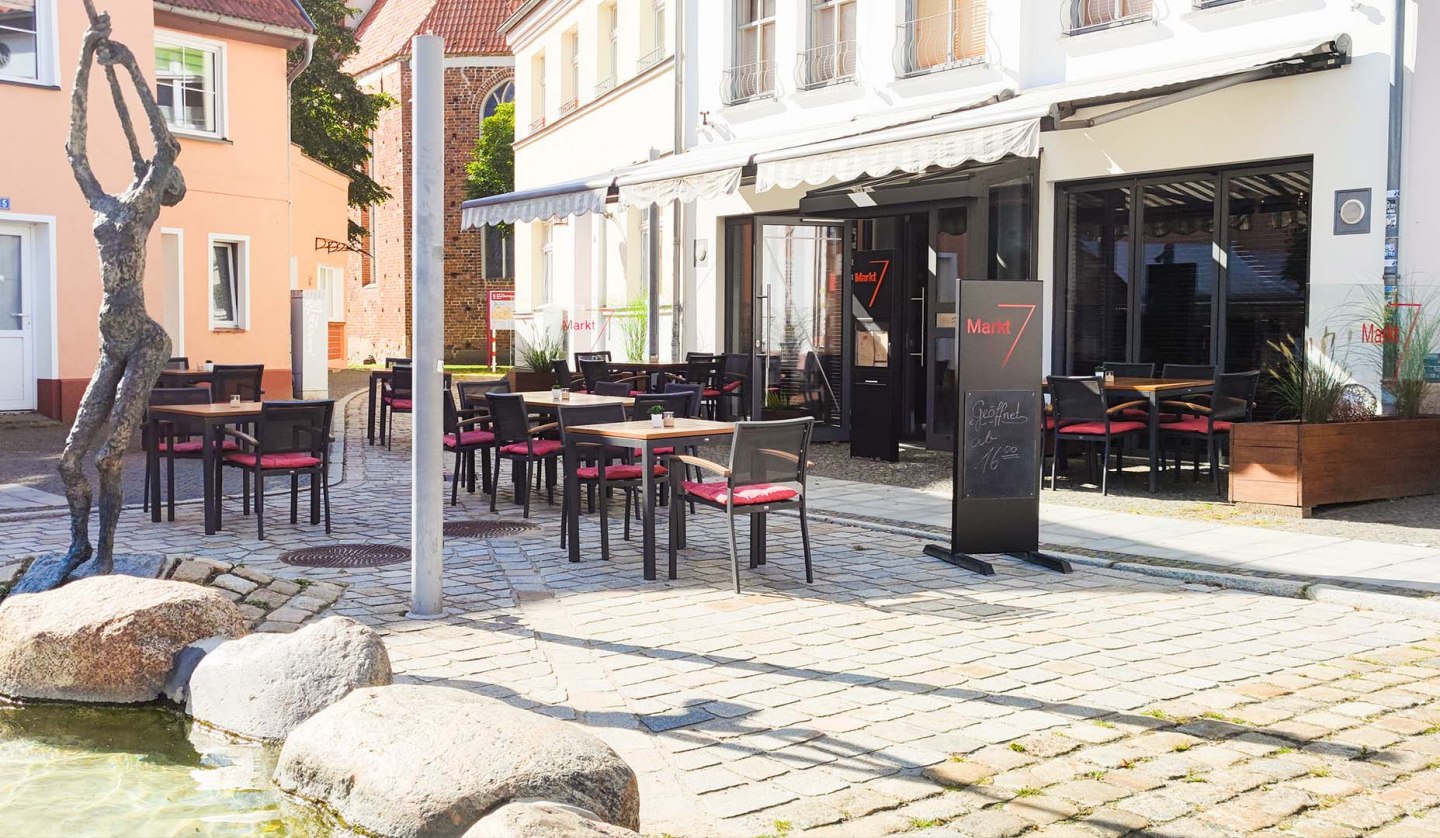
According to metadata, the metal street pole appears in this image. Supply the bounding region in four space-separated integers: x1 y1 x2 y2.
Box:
409 35 444 618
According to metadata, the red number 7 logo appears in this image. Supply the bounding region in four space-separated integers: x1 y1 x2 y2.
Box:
996 304 1035 368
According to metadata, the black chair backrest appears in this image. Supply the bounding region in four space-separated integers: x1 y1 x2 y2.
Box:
573 351 610 369
389 365 414 397
1211 371 1260 422
256 400 333 456
1048 376 1109 426
442 389 464 436
165 357 189 370
722 353 748 377
631 392 690 421
148 387 211 439
210 364 263 402
550 359 573 387
386 357 412 368
485 393 533 446
557 403 627 440
592 380 632 397
1102 362 1154 378
685 355 724 390
1162 364 1216 381
456 379 508 411
728 418 814 489
578 358 613 392
663 382 704 417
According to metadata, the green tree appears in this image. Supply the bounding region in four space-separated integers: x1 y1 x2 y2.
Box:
465 101 515 201
288 0 393 243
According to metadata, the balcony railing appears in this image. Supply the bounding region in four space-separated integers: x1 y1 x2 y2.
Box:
528 115 547 132
721 59 776 105
1193 0 1245 7
559 97 579 116
637 46 664 72
895 4 987 77
1066 0 1154 35
595 74 617 96
796 40 857 89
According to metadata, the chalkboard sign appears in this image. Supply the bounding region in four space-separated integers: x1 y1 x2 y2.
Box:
962 390 1038 499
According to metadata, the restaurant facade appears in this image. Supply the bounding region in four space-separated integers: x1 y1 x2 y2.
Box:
466 0 1432 453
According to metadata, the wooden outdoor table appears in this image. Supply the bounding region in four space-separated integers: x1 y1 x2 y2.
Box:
511 391 635 409
157 369 214 387
606 361 688 392
1047 377 1214 492
146 400 263 535
563 418 735 580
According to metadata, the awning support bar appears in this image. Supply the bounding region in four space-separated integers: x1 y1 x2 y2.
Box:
1053 67 1279 130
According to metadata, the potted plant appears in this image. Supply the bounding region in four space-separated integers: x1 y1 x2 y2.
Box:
648 404 665 428
507 324 565 392
1230 321 1440 514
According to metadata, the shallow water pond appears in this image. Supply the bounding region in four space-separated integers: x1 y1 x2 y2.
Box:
0 703 332 837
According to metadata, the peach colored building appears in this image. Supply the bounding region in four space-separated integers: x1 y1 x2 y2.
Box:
0 0 348 420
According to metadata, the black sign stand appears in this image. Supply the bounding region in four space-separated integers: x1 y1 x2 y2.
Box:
924 279 1071 576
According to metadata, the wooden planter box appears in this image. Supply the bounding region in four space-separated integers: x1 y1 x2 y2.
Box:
1230 417 1440 514
507 369 555 392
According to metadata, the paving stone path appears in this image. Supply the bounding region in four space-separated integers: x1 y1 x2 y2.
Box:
2 398 1439 836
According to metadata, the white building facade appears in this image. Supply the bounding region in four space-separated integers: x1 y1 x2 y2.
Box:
468 0 1433 449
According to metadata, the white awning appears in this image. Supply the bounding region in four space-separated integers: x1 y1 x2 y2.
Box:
460 175 616 228
754 114 1043 193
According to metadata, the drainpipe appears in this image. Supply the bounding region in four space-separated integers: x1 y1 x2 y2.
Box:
670 0 686 359
1385 0 1406 284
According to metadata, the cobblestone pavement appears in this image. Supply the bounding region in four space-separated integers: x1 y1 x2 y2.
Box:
5 398 1440 836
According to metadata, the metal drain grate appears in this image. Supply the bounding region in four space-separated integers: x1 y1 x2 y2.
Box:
279 544 410 568
443 520 541 539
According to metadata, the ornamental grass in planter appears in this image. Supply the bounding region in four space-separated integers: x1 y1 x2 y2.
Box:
507 326 564 391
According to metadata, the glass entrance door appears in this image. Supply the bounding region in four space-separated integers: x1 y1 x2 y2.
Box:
750 219 849 438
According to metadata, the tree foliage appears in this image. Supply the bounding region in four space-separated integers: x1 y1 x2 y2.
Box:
289 0 393 243
465 101 515 201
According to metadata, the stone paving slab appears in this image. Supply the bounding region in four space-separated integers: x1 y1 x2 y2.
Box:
4 397 1440 835
0 483 66 513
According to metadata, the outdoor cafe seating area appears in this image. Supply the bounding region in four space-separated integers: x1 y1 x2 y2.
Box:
142 354 812 595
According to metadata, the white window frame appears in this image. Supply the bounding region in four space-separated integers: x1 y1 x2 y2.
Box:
562 29 580 113
317 264 345 322
540 222 554 306
530 52 547 131
728 0 776 102
207 234 249 330
154 29 227 139
597 1 618 94
0 0 58 86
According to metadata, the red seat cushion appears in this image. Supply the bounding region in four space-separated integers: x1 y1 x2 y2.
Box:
385 398 412 410
224 452 322 469
632 447 675 457
499 439 564 457
1043 416 1056 431
722 380 743 392
1055 420 1147 437
682 481 798 506
702 389 721 398
1162 417 1234 434
629 390 647 397
444 430 495 448
575 464 667 480
158 439 239 454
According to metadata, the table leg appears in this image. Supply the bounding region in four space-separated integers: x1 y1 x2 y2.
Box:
203 419 218 535
667 464 680 579
641 443 656 581
565 439 580 563
1148 392 1161 493
366 373 378 445
148 418 162 523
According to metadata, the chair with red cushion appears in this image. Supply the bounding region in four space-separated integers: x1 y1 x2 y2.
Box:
1160 371 1259 495
444 389 496 506
210 364 265 403
486 392 562 518
669 417 815 593
551 359 587 392
593 378 648 398
558 403 662 559
1048 376 1149 496
218 400 334 538
719 353 749 420
379 364 413 449
144 387 240 522
683 355 726 419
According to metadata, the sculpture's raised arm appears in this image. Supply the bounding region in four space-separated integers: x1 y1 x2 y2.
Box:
101 40 181 172
66 15 112 208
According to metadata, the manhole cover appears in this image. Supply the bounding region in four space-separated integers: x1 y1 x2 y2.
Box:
443 520 541 539
279 544 410 568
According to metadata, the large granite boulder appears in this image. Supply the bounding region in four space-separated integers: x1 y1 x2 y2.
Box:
186 616 391 741
462 800 640 837
274 686 640 837
0 576 247 703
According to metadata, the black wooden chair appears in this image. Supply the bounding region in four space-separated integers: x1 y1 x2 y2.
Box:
386 356 412 368
1047 376 1149 495
379 364 412 449
144 387 236 521
557 403 661 559
551 359 585 391
165 356 189 370
662 382 704 419
592 380 634 397
456 379 509 411
210 364 264 402
670 417 815 593
444 389 496 505
486 392 562 518
683 355 726 419
219 400 334 538
1102 362 1155 378
1160 371 1260 495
